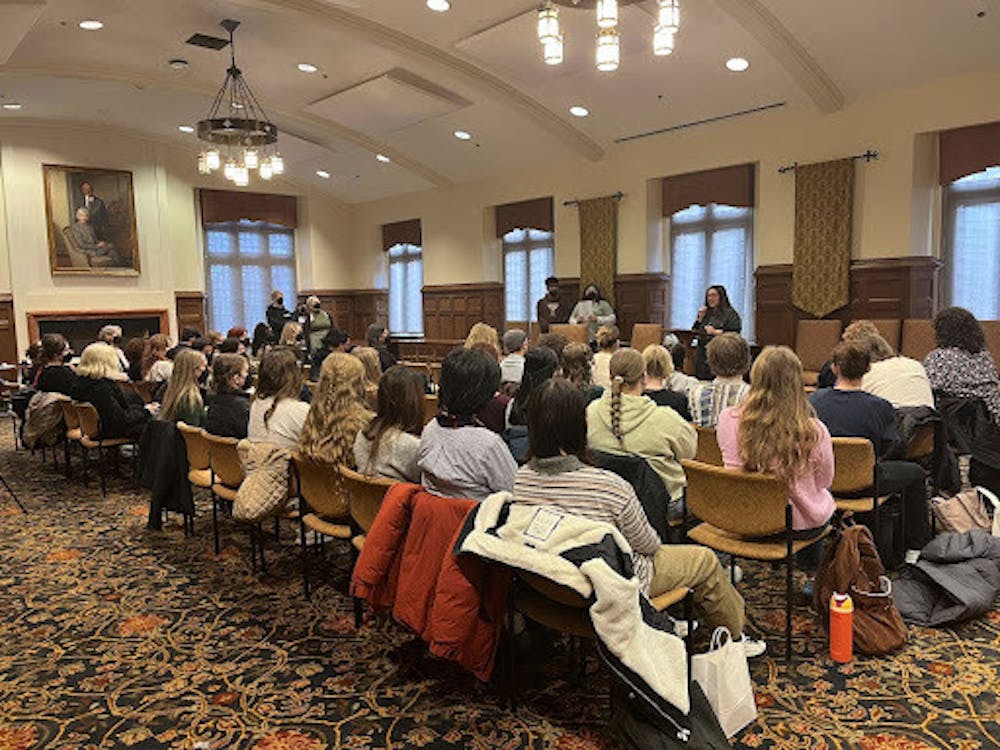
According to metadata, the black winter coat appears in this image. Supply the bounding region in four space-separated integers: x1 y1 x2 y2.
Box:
72 376 149 440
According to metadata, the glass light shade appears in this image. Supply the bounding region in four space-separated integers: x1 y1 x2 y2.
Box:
205 149 221 171
596 28 620 71
658 0 680 33
223 158 237 181
270 153 285 175
537 3 560 44
596 0 618 29
244 148 259 169
259 161 273 180
653 25 675 55
234 166 250 187
197 153 210 175
543 35 564 65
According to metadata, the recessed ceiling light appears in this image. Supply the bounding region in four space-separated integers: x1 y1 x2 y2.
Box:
177 125 195 133
168 58 189 70
454 130 472 140
297 62 318 73
726 57 749 72
79 20 104 31
569 105 589 117
376 154 391 163
2 103 23 111
316 170 331 179
426 0 451 11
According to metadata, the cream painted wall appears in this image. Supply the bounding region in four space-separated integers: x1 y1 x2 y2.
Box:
351 69 1000 288
0 123 353 353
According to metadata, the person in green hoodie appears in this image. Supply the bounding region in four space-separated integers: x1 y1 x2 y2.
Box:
587 348 696 520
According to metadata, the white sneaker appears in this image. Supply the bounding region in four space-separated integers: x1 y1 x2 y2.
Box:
724 564 744 584
904 549 921 565
738 634 767 658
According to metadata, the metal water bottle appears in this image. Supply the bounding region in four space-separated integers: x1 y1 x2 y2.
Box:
829 592 853 663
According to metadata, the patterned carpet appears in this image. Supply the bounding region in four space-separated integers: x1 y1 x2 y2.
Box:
0 437 998 750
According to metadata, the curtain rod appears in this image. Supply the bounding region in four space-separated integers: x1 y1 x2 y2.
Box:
777 149 879 174
563 191 624 207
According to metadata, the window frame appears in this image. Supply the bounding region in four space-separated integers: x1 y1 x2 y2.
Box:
941 168 1000 319
501 227 555 325
387 241 424 336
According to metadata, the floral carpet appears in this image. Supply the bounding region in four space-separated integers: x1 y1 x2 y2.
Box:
0 439 998 749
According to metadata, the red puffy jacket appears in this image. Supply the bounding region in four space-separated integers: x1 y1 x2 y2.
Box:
350 483 509 681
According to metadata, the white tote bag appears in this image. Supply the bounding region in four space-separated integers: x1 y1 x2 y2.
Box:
691 627 757 738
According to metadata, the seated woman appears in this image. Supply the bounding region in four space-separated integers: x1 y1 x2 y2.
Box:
72 342 150 440
642 344 691 421
504 346 558 462
924 306 1000 426
354 366 424 482
248 348 310 450
592 325 619 388
560 342 603 403
515 379 765 656
159 349 207 427
310 328 350 374
419 347 517 501
366 323 397 373
124 337 146 382
587 348 696 519
205 353 251 439
298 352 373 467
279 321 304 355
464 322 501 354
142 334 173 383
351 346 383 410
687 333 751 428
34 333 75 395
717 346 835 538
569 283 616 344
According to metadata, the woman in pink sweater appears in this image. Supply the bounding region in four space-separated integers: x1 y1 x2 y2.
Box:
715 346 835 534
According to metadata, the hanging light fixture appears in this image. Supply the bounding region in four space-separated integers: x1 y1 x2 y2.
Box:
596 27 620 71
196 19 280 185
537 1 560 44
596 0 618 29
543 35 564 65
653 0 679 55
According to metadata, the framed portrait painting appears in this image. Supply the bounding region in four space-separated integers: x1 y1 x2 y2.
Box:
43 164 140 275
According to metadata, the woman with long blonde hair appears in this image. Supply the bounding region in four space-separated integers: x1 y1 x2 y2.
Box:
464 322 500 357
160 348 207 426
279 321 303 349
298 352 373 466
351 346 382 410
716 346 835 532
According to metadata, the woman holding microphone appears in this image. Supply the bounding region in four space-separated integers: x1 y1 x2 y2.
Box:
692 285 741 380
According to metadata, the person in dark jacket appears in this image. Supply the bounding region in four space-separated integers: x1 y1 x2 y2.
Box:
266 290 296 341
204 354 251 439
72 343 150 440
366 323 397 373
504 347 558 462
167 327 201 361
536 276 572 334
692 285 741 380
311 328 351 374
641 344 691 421
35 333 76 395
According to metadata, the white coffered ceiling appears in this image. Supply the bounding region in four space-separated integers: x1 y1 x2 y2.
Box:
0 0 998 203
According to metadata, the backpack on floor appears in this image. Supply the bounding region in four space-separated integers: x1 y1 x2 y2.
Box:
813 524 907 656
609 680 730 750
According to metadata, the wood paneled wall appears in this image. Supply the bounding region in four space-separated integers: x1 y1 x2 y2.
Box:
755 256 941 346
614 273 670 341
175 292 205 337
0 294 17 365
423 282 503 340
298 289 388 341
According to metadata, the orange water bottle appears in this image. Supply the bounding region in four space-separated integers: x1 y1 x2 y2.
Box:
829 592 853 663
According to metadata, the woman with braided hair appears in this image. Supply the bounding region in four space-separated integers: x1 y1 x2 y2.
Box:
298 352 374 467
587 348 696 520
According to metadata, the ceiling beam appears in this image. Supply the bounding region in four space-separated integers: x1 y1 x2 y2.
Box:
711 0 845 113
256 0 606 161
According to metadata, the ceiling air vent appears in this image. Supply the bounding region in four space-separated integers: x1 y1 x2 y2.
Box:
185 32 231 51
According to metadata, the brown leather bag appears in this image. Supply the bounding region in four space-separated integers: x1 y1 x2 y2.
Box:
814 524 907 655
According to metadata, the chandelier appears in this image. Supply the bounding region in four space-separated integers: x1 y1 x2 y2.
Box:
196 20 283 186
538 0 680 72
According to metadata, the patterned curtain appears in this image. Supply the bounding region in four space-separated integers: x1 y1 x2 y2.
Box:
578 196 618 306
791 159 855 317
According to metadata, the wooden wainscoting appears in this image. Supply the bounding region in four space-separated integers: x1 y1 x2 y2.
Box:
423 282 503 340
396 339 463 362
755 256 941 347
0 294 16 365
614 273 670 342
175 292 206 336
298 289 389 342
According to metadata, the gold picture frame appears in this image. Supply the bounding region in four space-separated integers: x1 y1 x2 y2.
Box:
43 164 140 276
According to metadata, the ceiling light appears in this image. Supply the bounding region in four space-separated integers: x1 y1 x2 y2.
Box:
2 103 23 111
426 0 450 11
79 20 104 30
168 59 189 70
376 154 391 163
543 35 564 65
726 57 749 72
596 27 620 72
454 130 472 140
316 170 331 179
596 0 618 29
569 105 589 117
297 62 318 73
178 125 195 133
538 2 560 44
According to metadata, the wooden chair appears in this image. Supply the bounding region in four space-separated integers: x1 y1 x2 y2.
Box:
74 402 138 498
630 323 664 355
866 319 902 352
177 423 212 490
694 425 723 466
292 454 353 599
550 324 589 345
204 433 244 557
830 437 893 548
905 422 935 462
58 399 82 479
424 394 439 424
794 319 842 386
900 319 935 362
682 459 830 662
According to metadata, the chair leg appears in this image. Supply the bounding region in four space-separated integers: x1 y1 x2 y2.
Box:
98 446 108 499
786 550 794 666
64 439 72 479
300 518 310 600
211 493 221 555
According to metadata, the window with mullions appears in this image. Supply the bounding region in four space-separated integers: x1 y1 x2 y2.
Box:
204 220 297 332
668 203 754 337
943 167 1000 319
388 243 424 335
503 228 554 323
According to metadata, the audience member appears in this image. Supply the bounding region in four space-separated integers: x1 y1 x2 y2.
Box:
592 325 620 388
21 341 42 386
924 306 1000 426
266 290 295 340
505 346 558 462
351 346 382 410
560 342 603 403
500 329 528 384
304 296 332 355
168 327 201 360
226 326 248 342
366 324 397 373
642 344 691 421
98 325 128 372
298 352 373 467
687 332 750 428
251 323 273 359
419 347 516 501
536 331 569 365
279 322 303 351
123 337 146 382
810 341 931 559
464 322 501 355
847 324 934 408
142 334 173 383
34 333 75 394
536 276 572 334
587 348 696 518
208 331 225 348
354 366 424 482
159 349 207 427
514 379 765 656
205 354 250 439
219 337 244 355
310 329 350 374
248 348 309 450
569 283 616 344
665 339 700 396
73 343 149 440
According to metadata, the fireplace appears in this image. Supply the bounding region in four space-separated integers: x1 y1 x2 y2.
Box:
28 309 170 355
